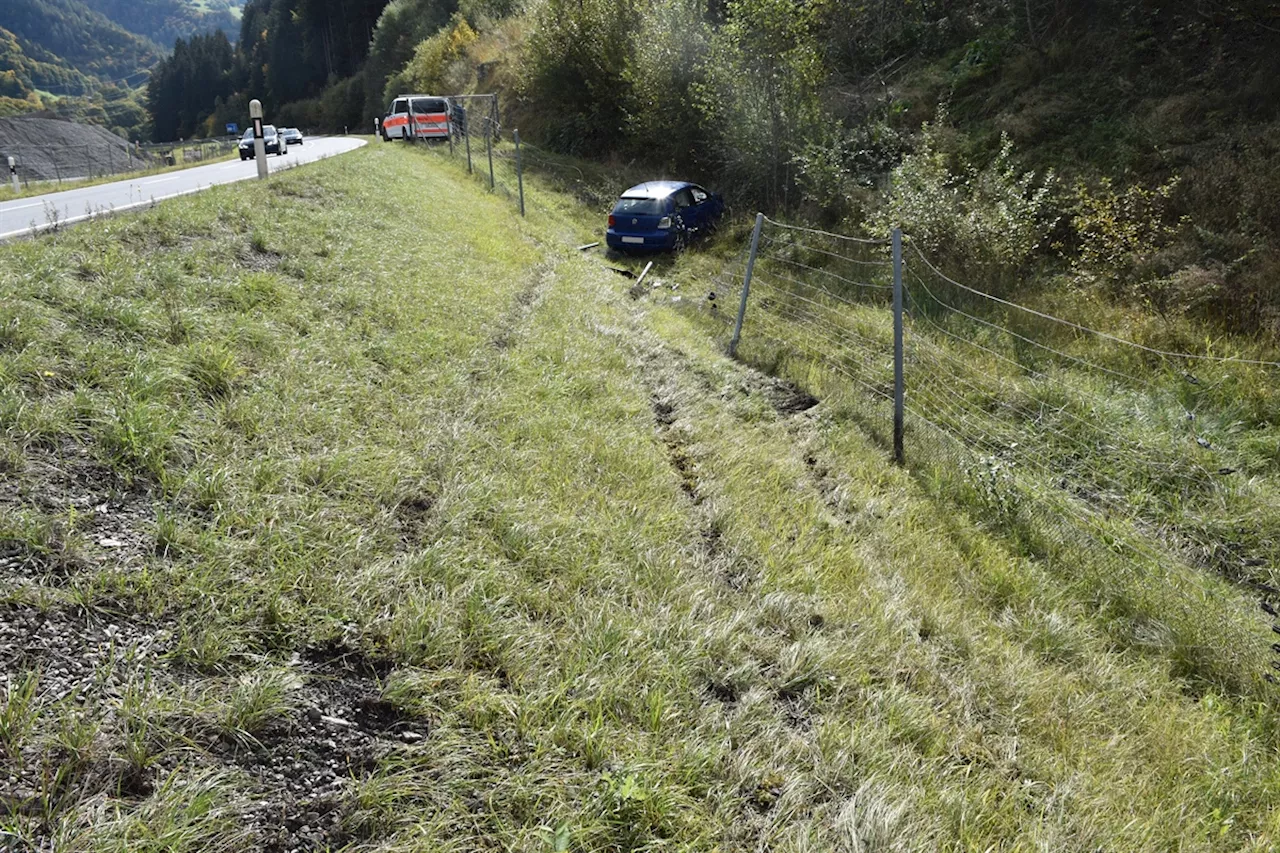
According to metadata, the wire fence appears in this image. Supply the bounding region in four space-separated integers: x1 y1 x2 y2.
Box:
1 137 239 190
388 92 636 219
711 213 1280 698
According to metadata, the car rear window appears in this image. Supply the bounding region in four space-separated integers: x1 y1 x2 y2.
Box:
411 98 448 113
613 197 667 216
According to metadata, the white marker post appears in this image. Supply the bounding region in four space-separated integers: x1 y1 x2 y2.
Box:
7 156 17 193
374 117 381 140
250 99 267 180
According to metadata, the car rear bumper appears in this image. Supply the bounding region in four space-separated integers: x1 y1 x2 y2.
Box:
606 228 677 250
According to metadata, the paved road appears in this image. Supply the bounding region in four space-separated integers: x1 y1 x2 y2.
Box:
0 136 366 240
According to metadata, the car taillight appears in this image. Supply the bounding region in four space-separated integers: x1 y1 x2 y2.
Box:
608 215 616 227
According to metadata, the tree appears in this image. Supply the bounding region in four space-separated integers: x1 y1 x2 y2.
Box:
146 30 234 140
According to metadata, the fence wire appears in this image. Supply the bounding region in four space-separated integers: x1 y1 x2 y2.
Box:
715 215 1280 697
1 138 238 189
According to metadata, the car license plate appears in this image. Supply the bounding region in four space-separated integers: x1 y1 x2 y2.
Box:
622 237 644 244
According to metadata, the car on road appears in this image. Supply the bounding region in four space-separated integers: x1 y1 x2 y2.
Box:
239 125 286 159
606 181 725 252
281 127 304 146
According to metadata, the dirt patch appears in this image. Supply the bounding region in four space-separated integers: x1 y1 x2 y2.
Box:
0 445 155 589
731 372 820 416
392 493 437 550
769 383 820 415
226 642 414 853
238 244 283 273
491 264 553 351
649 382 702 504
0 600 176 816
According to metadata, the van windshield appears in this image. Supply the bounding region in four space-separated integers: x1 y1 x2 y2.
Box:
410 98 447 114
612 197 667 216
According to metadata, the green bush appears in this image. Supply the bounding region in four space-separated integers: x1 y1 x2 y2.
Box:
523 0 640 154
384 13 477 102
1070 176 1182 285
620 0 711 169
872 119 1059 275
692 0 830 209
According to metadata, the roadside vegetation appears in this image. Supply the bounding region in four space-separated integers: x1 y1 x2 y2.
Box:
3 136 1280 851
149 0 1279 340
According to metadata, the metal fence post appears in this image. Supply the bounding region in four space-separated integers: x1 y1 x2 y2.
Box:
892 227 905 466
465 119 472 173
514 129 525 217
729 212 765 359
486 119 494 190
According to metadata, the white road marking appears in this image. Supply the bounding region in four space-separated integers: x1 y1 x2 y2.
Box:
1 201 48 212
0 139 365 241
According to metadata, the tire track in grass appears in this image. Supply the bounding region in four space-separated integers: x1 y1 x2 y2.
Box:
631 290 1280 850
593 303 867 848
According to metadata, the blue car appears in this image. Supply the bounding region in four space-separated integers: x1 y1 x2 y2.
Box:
606 181 725 252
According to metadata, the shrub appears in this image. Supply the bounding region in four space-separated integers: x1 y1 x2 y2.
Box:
1070 176 1183 286
385 13 478 101
621 0 712 169
872 118 1059 274
523 0 641 154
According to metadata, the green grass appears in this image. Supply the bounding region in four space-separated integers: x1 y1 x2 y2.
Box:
2 141 1280 850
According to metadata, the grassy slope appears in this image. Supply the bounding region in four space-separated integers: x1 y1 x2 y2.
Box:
1 143 1279 850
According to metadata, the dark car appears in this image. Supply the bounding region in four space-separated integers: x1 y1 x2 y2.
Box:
606 181 725 252
238 125 285 159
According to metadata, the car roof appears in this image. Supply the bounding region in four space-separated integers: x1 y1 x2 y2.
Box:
620 181 697 199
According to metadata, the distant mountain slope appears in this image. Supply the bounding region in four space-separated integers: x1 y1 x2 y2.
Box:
0 0 160 86
80 0 242 46
0 25 93 99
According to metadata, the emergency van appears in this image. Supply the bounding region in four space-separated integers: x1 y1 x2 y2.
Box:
382 95 453 141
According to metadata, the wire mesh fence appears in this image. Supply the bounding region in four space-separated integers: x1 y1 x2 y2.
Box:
394 92 633 218
712 213 1280 697
1 137 239 190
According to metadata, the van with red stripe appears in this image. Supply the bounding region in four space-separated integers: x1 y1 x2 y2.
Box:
382 95 453 141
